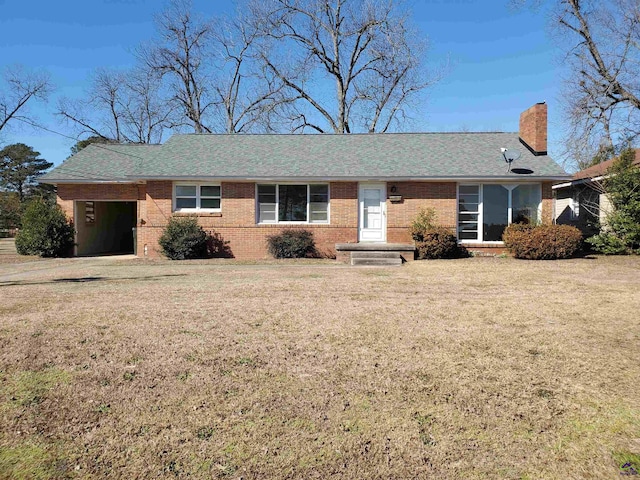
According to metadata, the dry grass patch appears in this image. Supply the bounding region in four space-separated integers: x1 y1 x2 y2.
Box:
0 256 639 478
0 238 41 265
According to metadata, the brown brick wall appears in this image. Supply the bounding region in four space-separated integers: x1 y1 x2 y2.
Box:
143 181 348 229
138 180 457 258
56 180 552 259
57 183 141 219
386 182 457 243
140 225 357 259
137 181 359 259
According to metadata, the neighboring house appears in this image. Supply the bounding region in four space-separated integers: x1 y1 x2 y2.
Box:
40 102 569 260
553 149 640 235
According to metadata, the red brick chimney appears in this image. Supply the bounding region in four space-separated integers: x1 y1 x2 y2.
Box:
519 102 547 155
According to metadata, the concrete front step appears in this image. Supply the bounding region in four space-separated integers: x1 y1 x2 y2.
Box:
335 243 416 265
350 251 402 266
336 243 415 252
350 251 400 259
351 256 403 266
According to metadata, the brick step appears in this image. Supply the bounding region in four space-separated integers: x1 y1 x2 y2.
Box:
350 251 400 259
351 256 403 266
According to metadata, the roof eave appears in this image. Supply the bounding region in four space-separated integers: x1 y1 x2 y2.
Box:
552 175 606 189
130 174 571 182
39 178 138 185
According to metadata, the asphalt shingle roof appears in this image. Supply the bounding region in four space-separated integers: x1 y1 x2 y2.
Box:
572 149 640 180
42 132 569 183
41 144 161 182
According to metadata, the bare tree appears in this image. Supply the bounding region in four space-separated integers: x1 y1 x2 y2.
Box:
210 13 291 133
138 0 215 134
58 0 436 138
557 0 640 165
57 68 173 144
249 0 436 133
121 69 176 143
0 65 52 133
516 0 640 167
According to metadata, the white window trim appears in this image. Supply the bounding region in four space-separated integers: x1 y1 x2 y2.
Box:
256 183 330 225
457 183 542 243
173 182 221 213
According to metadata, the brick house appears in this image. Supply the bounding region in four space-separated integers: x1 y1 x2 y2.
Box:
40 103 568 260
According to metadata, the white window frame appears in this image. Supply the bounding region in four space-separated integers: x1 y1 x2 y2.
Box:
457 183 542 243
173 182 221 213
256 183 330 224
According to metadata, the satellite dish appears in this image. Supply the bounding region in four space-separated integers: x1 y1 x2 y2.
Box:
504 150 521 162
500 148 522 172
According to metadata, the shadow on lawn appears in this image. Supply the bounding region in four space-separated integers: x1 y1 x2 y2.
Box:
0 273 187 287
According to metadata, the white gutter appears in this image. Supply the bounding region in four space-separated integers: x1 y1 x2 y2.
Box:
552 175 606 189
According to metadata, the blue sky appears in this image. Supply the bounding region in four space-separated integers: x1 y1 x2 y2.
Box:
0 0 565 168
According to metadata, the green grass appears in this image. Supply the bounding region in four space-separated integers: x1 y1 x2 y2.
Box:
0 368 70 408
0 443 64 480
0 368 72 479
614 450 640 474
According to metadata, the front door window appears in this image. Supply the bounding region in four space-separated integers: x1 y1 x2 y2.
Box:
363 189 382 229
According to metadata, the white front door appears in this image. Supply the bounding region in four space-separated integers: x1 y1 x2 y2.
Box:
359 183 386 242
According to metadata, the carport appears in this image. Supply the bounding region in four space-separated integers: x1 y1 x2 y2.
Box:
75 201 137 256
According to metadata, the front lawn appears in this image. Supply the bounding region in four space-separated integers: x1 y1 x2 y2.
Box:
1 256 639 478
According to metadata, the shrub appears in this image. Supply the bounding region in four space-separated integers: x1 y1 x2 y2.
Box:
586 231 628 255
409 208 467 259
159 216 208 260
15 199 75 257
267 229 316 258
416 227 467 259
588 147 640 254
409 207 437 242
502 223 582 260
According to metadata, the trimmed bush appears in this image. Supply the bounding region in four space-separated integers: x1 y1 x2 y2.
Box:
159 216 208 260
15 199 75 257
502 223 582 260
267 229 316 258
416 227 467 259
